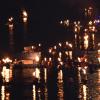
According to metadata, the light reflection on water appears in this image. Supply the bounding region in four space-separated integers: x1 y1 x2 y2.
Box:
0 65 100 100
32 85 36 100
78 66 89 100
1 65 13 83
1 85 10 100
57 69 64 100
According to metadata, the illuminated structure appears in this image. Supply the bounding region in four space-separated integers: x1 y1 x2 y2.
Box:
20 44 41 65
74 6 96 50
73 6 99 63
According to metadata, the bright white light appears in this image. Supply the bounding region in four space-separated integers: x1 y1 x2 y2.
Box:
58 57 61 62
69 43 73 48
44 57 47 62
32 85 36 100
23 10 28 17
98 57 100 63
84 34 89 49
83 85 87 100
49 48 52 53
8 17 13 22
88 21 92 25
49 57 52 61
1 66 10 82
78 57 81 62
35 68 40 79
66 41 68 45
65 51 68 55
2 58 12 63
59 52 62 58
98 50 100 54
82 68 87 75
59 43 62 47
22 10 28 22
1 85 5 100
38 43 41 47
54 46 57 49
60 20 63 24
35 55 40 62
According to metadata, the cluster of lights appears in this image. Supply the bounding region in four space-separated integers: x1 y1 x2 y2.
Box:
2 10 28 32
47 41 73 67
74 21 81 33
2 57 12 63
24 43 41 52
8 17 14 30
22 10 28 23
85 6 93 17
60 19 70 27
1 66 10 83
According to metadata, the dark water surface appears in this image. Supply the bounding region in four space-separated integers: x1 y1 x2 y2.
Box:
0 64 100 100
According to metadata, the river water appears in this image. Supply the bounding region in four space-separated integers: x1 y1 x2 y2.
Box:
0 64 100 100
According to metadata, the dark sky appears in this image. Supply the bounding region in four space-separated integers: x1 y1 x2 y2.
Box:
0 0 100 54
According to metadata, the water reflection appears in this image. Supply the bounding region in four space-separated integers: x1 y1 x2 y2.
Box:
1 85 10 100
1 65 13 83
83 85 87 100
57 69 64 100
87 67 100 99
1 66 10 83
78 65 89 100
44 68 47 83
32 85 36 100
1 64 100 100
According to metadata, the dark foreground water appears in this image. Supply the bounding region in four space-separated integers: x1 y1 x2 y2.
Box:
0 64 100 100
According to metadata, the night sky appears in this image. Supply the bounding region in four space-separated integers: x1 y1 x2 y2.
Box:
0 0 100 54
